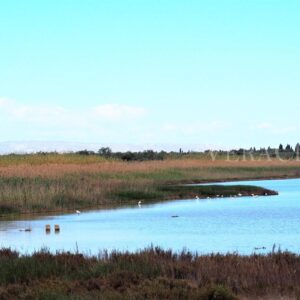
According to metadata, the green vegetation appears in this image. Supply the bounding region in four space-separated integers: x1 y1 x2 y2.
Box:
97 148 166 161
114 185 277 203
1 247 300 299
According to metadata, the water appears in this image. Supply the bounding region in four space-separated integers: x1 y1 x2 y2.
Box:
1 178 300 255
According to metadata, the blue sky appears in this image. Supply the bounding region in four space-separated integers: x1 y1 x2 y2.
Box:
0 0 300 151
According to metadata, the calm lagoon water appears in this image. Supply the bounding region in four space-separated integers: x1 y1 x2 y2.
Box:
1 178 300 255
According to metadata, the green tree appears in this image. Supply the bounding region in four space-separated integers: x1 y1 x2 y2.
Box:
98 147 112 156
286 144 292 151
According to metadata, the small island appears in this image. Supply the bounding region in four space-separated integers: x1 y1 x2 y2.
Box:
115 184 278 204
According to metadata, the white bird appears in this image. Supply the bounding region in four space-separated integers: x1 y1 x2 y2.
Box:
76 210 81 214
138 201 142 206
195 195 199 200
251 194 255 197
238 193 242 197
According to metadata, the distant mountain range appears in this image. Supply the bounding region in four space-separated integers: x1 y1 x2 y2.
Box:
0 141 100 154
0 141 210 154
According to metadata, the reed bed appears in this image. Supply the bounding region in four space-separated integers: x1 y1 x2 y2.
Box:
0 155 300 216
0 247 300 299
1 157 300 178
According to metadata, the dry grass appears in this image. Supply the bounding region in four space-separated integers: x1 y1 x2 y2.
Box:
1 158 300 178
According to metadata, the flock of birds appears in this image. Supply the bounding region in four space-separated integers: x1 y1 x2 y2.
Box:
72 192 265 216
195 193 262 200
135 192 263 209
130 192 265 219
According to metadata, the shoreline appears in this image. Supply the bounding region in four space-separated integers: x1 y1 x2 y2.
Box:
0 175 288 221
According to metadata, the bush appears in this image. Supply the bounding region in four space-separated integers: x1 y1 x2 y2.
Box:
199 285 238 300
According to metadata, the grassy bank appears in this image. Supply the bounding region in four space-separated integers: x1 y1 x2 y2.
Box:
0 247 300 299
0 154 298 216
114 185 277 203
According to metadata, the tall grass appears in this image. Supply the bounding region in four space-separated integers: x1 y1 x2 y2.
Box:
1 247 300 299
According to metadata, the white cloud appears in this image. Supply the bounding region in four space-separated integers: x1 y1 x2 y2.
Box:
0 98 146 125
93 104 146 120
162 121 229 135
0 98 11 106
0 97 149 143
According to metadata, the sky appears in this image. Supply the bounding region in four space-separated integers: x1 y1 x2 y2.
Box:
0 0 300 152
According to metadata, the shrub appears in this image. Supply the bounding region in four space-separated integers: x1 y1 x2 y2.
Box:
199 285 238 300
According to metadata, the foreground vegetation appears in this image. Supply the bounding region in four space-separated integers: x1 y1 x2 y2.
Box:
0 152 299 216
1 247 300 299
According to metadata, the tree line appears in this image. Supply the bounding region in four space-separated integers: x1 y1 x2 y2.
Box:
228 143 300 157
72 143 300 161
77 148 166 161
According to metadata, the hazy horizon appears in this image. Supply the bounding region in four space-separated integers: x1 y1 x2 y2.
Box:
0 140 297 155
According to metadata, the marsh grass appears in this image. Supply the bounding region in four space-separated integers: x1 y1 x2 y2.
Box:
1 247 300 299
0 155 298 216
